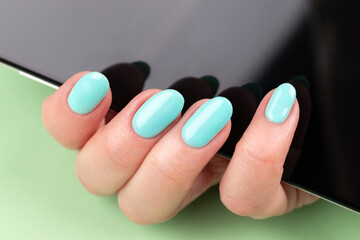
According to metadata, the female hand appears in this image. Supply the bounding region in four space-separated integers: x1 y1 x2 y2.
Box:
42 71 317 224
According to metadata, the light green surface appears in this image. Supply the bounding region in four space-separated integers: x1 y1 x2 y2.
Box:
0 62 359 240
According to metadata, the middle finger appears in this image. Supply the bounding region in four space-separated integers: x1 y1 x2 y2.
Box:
75 89 184 195
117 97 232 224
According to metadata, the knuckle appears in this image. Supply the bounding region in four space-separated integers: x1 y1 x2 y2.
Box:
74 161 103 196
117 197 160 225
239 140 267 163
220 189 259 217
236 139 282 169
148 151 193 191
219 182 280 219
100 130 131 170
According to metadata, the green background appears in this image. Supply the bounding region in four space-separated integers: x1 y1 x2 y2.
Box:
0 62 359 239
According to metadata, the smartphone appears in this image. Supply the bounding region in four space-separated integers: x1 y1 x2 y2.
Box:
1 0 359 214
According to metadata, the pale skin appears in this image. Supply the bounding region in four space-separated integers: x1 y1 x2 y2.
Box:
42 71 318 224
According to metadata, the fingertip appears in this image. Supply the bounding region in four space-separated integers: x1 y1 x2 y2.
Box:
256 87 300 130
41 71 112 149
263 83 297 124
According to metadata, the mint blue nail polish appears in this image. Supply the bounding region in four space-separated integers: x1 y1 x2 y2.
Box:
132 89 184 138
67 72 109 115
182 97 233 148
265 83 296 123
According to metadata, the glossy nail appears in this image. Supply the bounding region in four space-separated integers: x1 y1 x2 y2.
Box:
132 89 184 138
68 72 109 115
182 97 233 148
265 83 296 123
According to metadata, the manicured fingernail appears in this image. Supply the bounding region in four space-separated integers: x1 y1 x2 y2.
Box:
132 89 184 138
265 83 296 123
67 72 110 114
182 97 233 148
